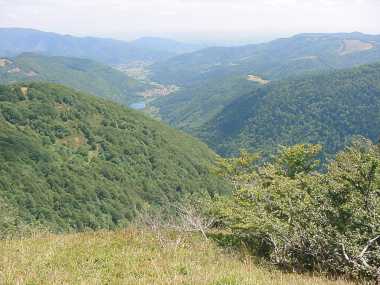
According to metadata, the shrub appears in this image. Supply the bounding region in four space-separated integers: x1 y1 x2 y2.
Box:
214 139 380 282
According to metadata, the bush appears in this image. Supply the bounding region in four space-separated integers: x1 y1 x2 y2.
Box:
214 139 380 282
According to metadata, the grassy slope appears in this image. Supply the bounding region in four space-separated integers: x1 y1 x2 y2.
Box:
201 63 380 156
0 83 227 231
0 53 148 104
0 229 358 285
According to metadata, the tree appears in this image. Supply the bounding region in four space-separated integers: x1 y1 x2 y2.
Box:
275 144 321 178
214 140 380 282
327 138 380 282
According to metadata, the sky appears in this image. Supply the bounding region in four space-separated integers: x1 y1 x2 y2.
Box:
0 0 379 44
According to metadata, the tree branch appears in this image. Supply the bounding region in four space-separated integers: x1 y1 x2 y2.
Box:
358 235 380 259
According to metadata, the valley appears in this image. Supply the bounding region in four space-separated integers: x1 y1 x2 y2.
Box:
149 32 380 136
115 62 180 111
1 25 380 285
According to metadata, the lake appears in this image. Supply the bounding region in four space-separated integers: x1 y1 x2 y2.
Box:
130 102 146 110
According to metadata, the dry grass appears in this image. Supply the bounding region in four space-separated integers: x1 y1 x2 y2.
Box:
59 134 87 149
20 87 29 97
0 229 362 285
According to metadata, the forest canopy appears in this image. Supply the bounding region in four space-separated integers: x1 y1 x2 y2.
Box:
0 83 228 231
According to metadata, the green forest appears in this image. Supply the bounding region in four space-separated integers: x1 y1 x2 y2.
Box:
200 63 380 157
153 75 259 131
0 53 148 105
0 83 227 231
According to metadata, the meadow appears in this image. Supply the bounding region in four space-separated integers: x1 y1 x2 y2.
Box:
0 228 362 285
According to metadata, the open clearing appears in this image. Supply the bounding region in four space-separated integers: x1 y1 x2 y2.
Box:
247 75 270 84
340 39 374 55
20 87 28 97
0 229 360 285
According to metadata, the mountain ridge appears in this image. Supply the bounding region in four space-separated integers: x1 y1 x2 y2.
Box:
150 32 380 132
150 32 380 86
0 28 203 64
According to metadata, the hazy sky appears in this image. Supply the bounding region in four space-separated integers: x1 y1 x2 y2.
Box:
0 0 379 44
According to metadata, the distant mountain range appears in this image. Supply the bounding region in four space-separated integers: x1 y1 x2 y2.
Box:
151 32 380 133
0 53 148 104
151 32 380 86
0 28 203 64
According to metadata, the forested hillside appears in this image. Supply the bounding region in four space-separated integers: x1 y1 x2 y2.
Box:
150 33 380 130
201 63 380 156
0 53 149 104
0 83 228 231
152 76 259 130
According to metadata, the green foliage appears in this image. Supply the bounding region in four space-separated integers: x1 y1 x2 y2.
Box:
152 76 259 131
0 198 28 239
213 150 260 186
275 144 321 177
0 53 149 105
202 63 380 157
0 83 229 232
214 140 380 281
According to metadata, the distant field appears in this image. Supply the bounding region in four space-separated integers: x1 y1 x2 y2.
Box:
246 75 270 84
0 229 360 285
340 39 374 55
